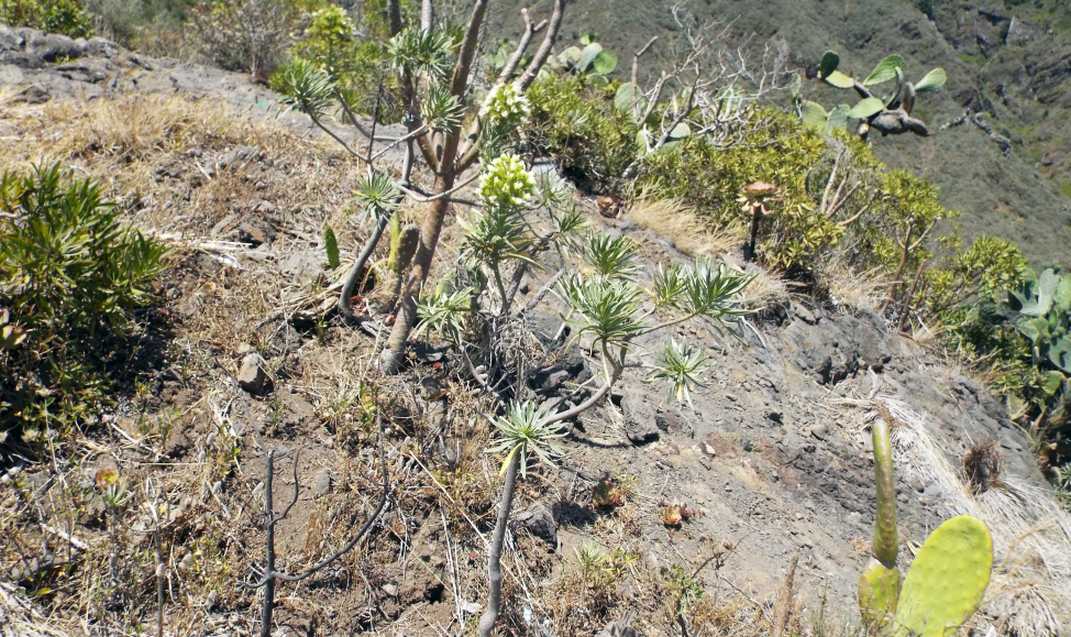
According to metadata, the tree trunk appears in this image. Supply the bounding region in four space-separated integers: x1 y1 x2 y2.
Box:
378 221 420 314
381 177 454 372
380 0 490 373
478 450 521 637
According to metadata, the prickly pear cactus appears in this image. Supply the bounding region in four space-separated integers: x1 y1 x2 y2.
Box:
858 562 900 628
857 415 901 631
871 417 898 569
807 50 945 139
893 515 993 637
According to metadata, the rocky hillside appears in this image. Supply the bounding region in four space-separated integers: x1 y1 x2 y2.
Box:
491 0 1071 267
2 24 1071 637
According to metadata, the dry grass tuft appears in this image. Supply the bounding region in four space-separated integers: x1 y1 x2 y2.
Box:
818 256 892 313
625 198 742 259
964 439 1003 494
738 261 792 312
43 95 256 161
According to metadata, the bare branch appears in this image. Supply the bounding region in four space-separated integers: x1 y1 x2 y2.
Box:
516 0 566 91
632 36 658 86
246 417 391 637
398 171 480 203
274 451 300 524
420 0 433 33
277 415 390 581
496 9 548 86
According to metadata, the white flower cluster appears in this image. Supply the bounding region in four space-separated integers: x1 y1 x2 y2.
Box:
480 82 531 127
480 154 535 209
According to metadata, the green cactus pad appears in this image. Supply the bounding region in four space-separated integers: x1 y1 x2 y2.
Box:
893 515 993 637
858 562 900 628
823 70 856 89
871 418 898 569
800 101 828 130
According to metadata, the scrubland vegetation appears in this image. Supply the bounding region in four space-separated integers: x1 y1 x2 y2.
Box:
2 0 1071 635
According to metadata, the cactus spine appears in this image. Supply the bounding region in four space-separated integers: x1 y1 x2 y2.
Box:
857 412 993 635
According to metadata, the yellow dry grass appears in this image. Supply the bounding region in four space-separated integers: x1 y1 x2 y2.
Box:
738 261 791 312
625 197 743 259
818 256 893 314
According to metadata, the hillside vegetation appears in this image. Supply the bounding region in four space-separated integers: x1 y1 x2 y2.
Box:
1 1 1071 636
490 0 1071 268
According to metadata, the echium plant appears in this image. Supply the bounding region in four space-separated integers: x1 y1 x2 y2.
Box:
414 151 753 636
276 0 569 375
479 83 532 156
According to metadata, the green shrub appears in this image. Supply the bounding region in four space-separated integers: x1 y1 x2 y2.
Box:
527 73 641 193
0 0 93 38
922 236 1028 321
863 170 952 273
271 1 414 119
637 108 830 268
0 164 167 437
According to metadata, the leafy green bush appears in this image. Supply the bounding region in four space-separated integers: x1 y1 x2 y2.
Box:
526 73 641 193
638 108 831 269
271 1 415 118
0 164 167 437
922 236 1028 321
0 0 93 38
82 0 195 50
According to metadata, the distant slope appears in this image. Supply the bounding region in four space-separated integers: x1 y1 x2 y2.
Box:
492 0 1071 266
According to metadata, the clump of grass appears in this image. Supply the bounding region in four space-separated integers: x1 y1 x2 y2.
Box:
625 197 742 258
46 95 255 161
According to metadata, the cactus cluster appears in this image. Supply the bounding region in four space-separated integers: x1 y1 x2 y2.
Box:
999 267 1071 423
801 51 946 140
1009 268 1071 375
857 416 993 635
555 32 618 76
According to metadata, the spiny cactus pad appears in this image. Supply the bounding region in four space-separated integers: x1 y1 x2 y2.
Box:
858 562 900 628
871 418 898 568
893 515 993 637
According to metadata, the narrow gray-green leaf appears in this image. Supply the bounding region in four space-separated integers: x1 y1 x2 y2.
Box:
324 225 340 270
